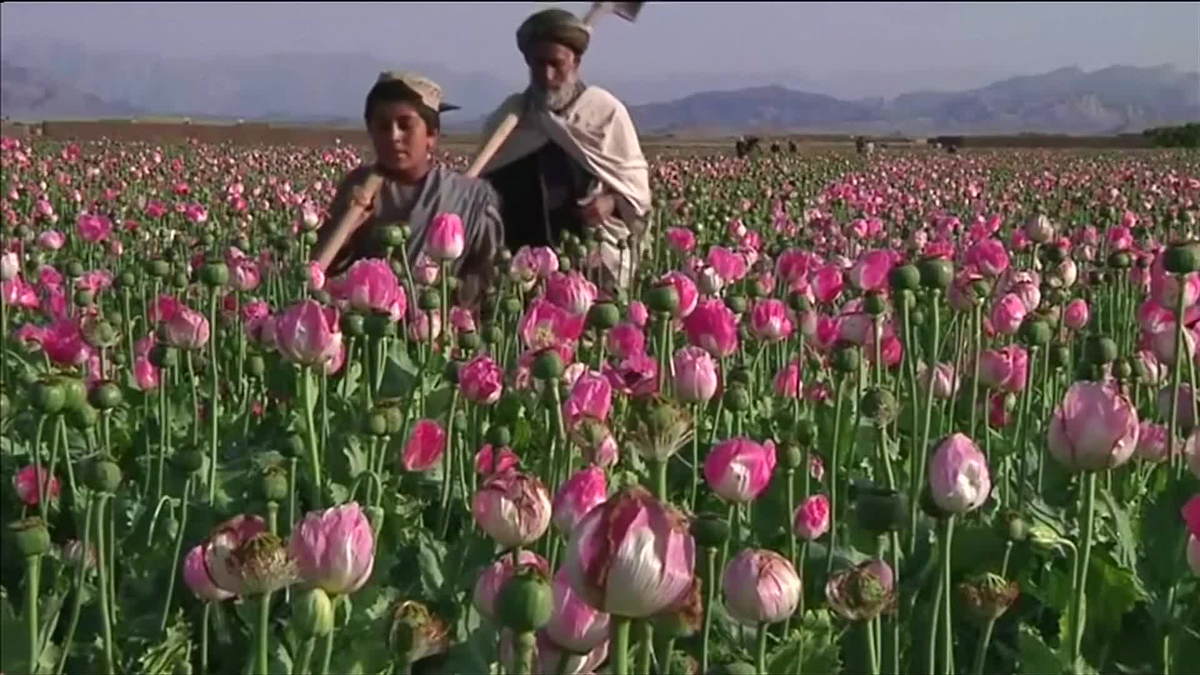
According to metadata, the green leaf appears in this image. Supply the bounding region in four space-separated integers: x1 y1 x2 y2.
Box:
511 416 533 451
852 422 881 465
135 612 193 674
1039 455 1080 511
608 469 644 494
36 641 62 675
1024 566 1073 616
329 586 397 674
1060 599 1076 664
361 586 400 623
1 588 22 667
327 481 350 506
36 583 67 656
424 385 455 422
342 436 370 480
417 530 448 597
767 611 842 675
495 392 526 430
377 346 423 399
758 394 777 426
814 387 856 469
1138 477 1192 590
3 347 37 379
0 585 59 675
1017 625 1065 675
1083 551 1146 646
1098 488 1137 570
1025 495 1073 557
340 360 364 399
1171 624 1200 674
237 638 295 675
440 627 499 675
950 521 1007 576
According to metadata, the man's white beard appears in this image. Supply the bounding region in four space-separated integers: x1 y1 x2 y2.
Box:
529 74 581 112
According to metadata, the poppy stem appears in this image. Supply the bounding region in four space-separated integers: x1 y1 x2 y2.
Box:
651 459 668 503
700 546 717 673
865 618 879 675
302 367 322 509
1168 284 1186 474
56 495 95 675
317 612 337 675
911 290 942 557
612 616 632 675
969 305 982 441
827 373 847 576
158 376 170 502
972 539 1010 675
159 477 192 634
201 603 211 674
756 622 770 675
25 552 41 675
95 494 115 675
34 414 48 522
208 287 220 505
257 590 273 674
438 390 459 539
690 403 702 511
1069 472 1097 669
637 621 654 675
940 515 956 675
784 467 797 638
1015 346 1038 510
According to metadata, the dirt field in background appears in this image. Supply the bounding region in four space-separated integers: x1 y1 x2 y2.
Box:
1 118 1158 152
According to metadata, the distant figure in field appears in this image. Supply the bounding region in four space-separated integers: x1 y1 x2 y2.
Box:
735 135 761 158
856 136 875 157
770 141 781 153
788 139 798 153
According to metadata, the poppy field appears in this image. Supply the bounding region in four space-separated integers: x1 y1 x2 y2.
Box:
1 135 1199 675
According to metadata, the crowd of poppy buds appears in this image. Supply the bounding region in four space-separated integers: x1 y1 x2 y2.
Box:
1 133 1199 675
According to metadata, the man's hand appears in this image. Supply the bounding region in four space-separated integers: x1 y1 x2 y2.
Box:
347 184 378 229
580 193 616 227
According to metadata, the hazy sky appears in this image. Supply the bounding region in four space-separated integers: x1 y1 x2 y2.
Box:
2 1 1198 83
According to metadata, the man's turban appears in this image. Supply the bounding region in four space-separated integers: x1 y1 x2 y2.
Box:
517 8 592 56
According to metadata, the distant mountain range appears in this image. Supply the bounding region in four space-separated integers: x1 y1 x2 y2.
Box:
1 59 139 120
627 65 1200 136
2 38 1197 135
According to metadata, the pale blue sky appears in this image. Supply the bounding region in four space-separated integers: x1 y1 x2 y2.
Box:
2 1 1198 87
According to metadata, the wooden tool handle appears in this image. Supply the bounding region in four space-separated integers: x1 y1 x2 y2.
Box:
312 171 385 272
582 2 606 23
464 110 521 178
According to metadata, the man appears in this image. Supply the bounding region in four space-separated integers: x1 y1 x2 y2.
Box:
735 135 760 159
478 8 651 293
311 71 503 305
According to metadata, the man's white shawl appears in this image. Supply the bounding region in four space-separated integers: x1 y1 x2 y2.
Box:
479 85 652 289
